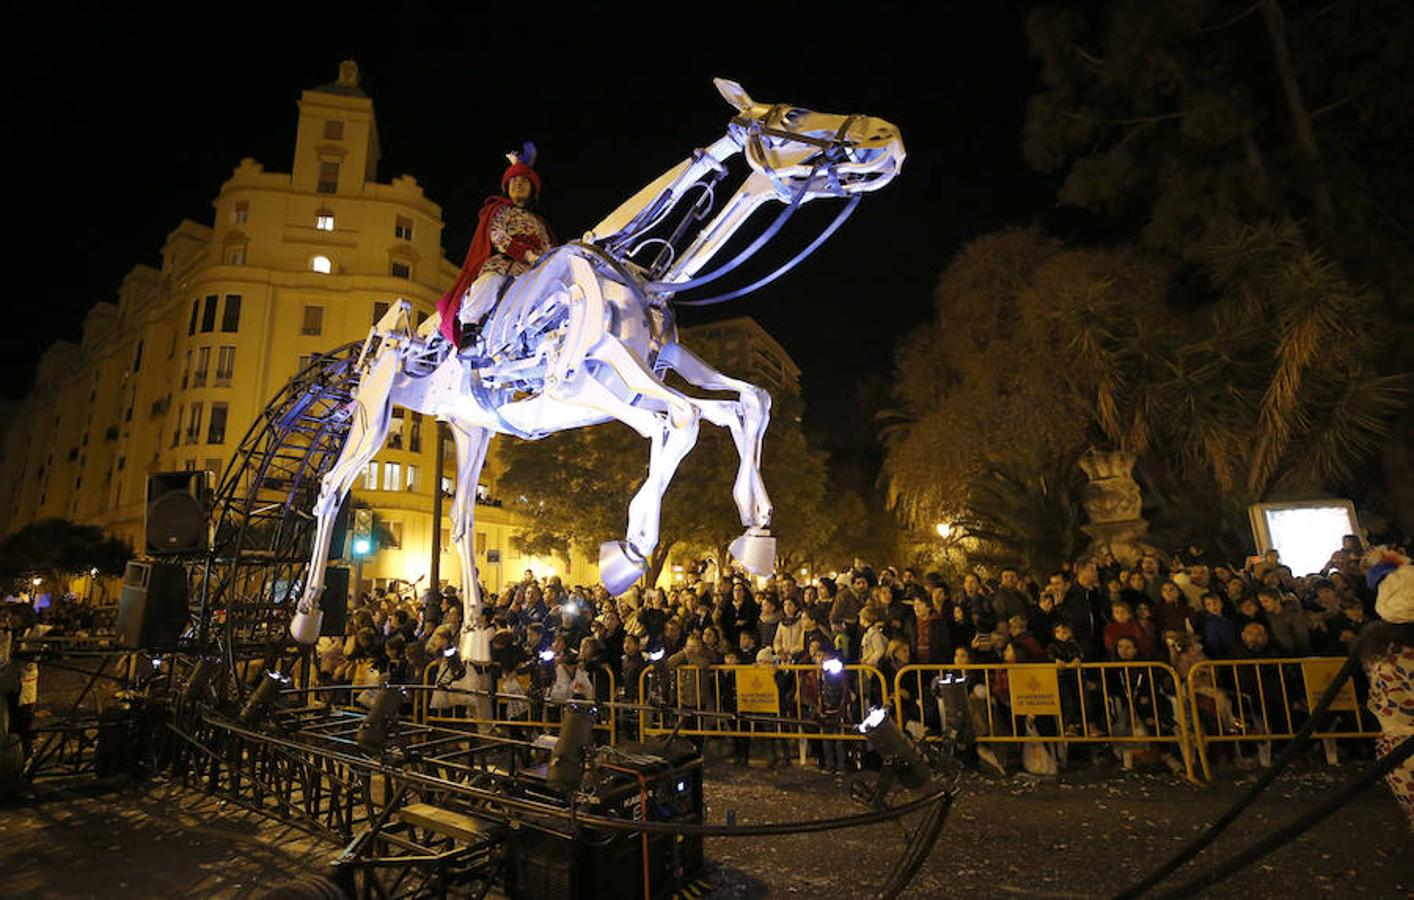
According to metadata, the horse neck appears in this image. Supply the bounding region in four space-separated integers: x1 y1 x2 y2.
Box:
658 171 777 283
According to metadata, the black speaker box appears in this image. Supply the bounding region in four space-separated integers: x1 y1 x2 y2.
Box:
145 471 209 555
327 492 353 561
320 567 350 636
115 561 190 649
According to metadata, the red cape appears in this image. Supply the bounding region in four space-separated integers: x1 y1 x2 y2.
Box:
437 196 513 342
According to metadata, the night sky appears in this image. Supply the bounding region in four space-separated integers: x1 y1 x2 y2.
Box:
2 6 1058 434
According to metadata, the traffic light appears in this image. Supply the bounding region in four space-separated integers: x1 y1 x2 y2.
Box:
352 508 374 557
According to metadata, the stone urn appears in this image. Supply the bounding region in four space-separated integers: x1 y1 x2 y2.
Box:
1078 448 1149 564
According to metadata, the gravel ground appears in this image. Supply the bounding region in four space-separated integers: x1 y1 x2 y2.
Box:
0 753 1409 898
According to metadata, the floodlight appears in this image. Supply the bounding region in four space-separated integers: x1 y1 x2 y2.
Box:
355 687 405 751
546 703 596 793
857 707 930 790
239 672 287 725
181 658 220 703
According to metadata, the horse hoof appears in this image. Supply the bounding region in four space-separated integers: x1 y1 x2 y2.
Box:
289 609 323 645
729 528 776 577
599 540 647 595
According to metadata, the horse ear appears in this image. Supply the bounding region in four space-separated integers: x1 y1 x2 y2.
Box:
713 78 754 112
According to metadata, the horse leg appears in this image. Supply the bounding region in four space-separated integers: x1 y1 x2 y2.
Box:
558 357 699 594
290 350 401 644
444 419 492 657
654 341 776 575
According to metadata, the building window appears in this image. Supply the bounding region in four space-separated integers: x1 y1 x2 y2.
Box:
215 347 235 385
395 216 413 240
188 299 200 336
185 403 203 444
297 354 314 372
311 255 332 274
390 261 411 279
318 161 339 194
172 406 183 448
363 461 378 491
440 475 453 496
181 351 191 390
184 459 197 472
409 414 422 453
324 119 344 140
131 340 144 372
221 294 242 332
192 347 210 387
316 212 335 231
204 457 222 477
383 461 401 492
301 305 324 336
207 403 227 444
373 300 389 325
201 294 219 332
405 464 418 491
232 201 248 225
386 521 403 549
388 407 404 449
226 247 245 266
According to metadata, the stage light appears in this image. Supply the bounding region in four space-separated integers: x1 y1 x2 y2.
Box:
857 707 930 790
239 672 287 725
546 703 596 793
181 658 220 703
355 687 405 751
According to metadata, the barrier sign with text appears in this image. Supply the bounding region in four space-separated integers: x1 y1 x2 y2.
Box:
734 668 781 714
1300 659 1359 712
1008 665 1062 716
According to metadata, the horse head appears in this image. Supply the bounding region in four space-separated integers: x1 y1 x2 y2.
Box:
714 78 904 200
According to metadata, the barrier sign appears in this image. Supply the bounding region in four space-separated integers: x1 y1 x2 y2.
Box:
735 668 780 714
1008 665 1062 716
1301 659 1358 712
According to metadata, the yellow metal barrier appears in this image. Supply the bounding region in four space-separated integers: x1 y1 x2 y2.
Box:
894 662 1197 782
635 663 889 741
1184 657 1378 781
415 660 618 743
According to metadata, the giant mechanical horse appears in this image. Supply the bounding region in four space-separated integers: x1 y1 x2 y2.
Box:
290 79 904 656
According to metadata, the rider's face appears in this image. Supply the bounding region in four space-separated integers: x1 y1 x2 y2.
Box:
507 176 534 205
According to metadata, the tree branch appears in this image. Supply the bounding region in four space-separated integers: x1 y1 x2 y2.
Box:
1069 43 1105 70
1190 2 1262 36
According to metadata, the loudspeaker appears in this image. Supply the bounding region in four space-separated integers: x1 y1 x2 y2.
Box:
145 471 209 555
327 492 353 561
115 561 189 649
320 567 350 637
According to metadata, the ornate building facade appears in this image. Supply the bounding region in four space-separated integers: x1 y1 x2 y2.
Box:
0 62 595 597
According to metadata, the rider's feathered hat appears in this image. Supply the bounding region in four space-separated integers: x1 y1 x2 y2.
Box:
501 141 540 196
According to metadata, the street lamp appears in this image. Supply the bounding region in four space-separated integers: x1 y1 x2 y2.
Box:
935 522 952 540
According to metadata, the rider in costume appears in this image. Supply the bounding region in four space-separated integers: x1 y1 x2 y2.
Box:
436 143 556 347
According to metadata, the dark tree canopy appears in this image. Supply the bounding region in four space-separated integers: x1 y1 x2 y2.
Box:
0 518 132 589
1025 0 1414 302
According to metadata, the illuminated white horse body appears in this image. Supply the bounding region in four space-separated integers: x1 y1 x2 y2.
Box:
291 79 903 652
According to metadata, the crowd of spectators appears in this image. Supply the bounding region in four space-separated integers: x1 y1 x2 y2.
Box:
301 533 1393 778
